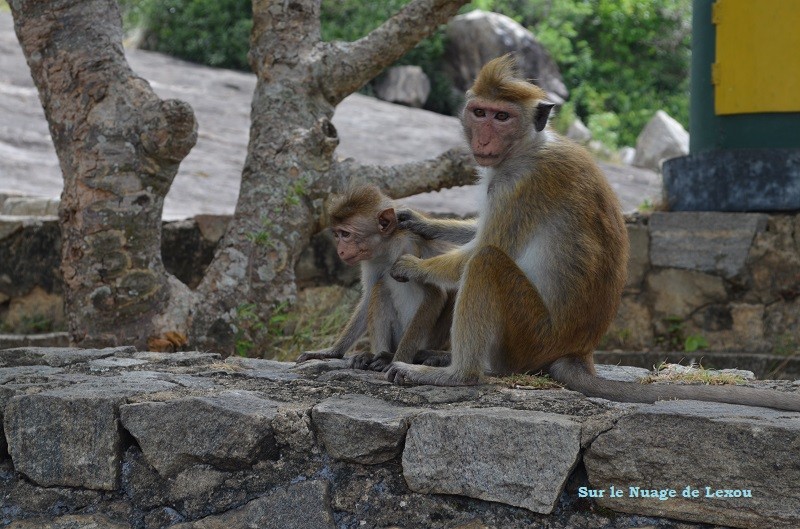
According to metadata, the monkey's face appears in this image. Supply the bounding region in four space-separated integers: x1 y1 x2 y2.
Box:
332 223 375 265
463 98 524 167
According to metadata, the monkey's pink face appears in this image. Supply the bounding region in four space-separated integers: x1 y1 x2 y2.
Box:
463 99 523 166
332 225 373 266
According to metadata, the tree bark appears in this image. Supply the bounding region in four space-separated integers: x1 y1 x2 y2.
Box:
10 0 197 349
12 0 471 354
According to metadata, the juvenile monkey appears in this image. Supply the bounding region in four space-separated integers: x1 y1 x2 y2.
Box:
297 185 454 371
388 55 800 411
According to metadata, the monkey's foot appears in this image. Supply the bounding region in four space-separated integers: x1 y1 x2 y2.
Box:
349 352 394 372
296 349 341 363
413 349 452 367
386 362 480 386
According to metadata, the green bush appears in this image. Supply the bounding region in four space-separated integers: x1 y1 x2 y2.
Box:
320 0 460 114
475 0 691 147
121 0 252 70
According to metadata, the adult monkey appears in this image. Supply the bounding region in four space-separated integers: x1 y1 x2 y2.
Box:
389 55 800 411
297 185 454 371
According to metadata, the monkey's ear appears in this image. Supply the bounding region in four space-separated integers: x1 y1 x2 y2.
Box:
534 101 555 132
378 208 397 236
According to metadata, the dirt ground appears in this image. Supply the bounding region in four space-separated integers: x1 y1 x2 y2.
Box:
0 11 660 220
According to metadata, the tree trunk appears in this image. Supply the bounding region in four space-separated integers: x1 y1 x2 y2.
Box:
10 0 197 349
11 0 473 354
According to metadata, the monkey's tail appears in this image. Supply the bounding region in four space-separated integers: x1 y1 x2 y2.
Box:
548 357 800 412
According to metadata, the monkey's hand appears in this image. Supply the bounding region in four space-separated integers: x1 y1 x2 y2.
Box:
390 254 423 283
350 351 394 372
296 348 343 363
397 209 436 240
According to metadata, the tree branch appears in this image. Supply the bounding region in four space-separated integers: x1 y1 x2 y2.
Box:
329 147 476 199
321 0 469 105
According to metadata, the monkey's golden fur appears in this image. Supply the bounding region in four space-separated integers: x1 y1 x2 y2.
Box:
387 55 800 411
297 185 454 372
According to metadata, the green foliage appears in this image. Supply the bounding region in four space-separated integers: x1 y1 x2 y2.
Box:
2 314 61 334
468 0 691 147
684 334 709 353
656 315 709 353
120 0 252 70
320 0 461 114
121 0 691 146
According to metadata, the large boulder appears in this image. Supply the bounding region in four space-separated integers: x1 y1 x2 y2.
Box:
444 10 569 104
373 65 431 108
633 110 689 171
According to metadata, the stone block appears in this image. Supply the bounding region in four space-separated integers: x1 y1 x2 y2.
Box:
374 66 431 108
625 224 649 292
662 148 800 212
646 268 727 319
632 110 688 171
605 297 653 350
6 514 128 529
120 390 280 477
746 215 800 303
130 351 219 366
402 407 581 514
4 378 176 490
0 346 133 367
170 480 335 529
584 400 800 529
0 197 59 216
312 395 420 464
650 212 767 279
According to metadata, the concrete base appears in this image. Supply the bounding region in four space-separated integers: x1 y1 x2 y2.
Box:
662 148 800 212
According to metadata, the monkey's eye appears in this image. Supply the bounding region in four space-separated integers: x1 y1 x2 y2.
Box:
339 230 351 240
473 108 486 118
495 111 510 121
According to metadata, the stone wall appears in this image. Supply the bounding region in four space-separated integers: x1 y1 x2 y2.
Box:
607 212 800 356
0 346 798 528
1 209 798 358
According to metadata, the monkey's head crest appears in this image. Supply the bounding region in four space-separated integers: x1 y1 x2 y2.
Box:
329 184 391 225
469 54 548 104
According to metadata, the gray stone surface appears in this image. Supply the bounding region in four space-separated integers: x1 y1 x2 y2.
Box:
585 400 800 529
625 223 650 292
663 148 800 212
4 378 176 490
170 480 335 529
6 514 129 529
130 350 219 365
402 407 582 514
0 346 134 367
650 212 767 278
0 332 70 349
374 65 431 108
633 110 689 171
445 10 568 104
2 345 799 529
646 268 727 319
312 394 421 464
120 390 280 477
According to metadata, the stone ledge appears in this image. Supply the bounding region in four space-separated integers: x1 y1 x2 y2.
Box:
0 346 798 528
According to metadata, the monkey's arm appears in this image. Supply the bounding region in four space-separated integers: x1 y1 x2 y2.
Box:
393 285 448 364
390 248 472 290
296 294 368 362
397 209 477 245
